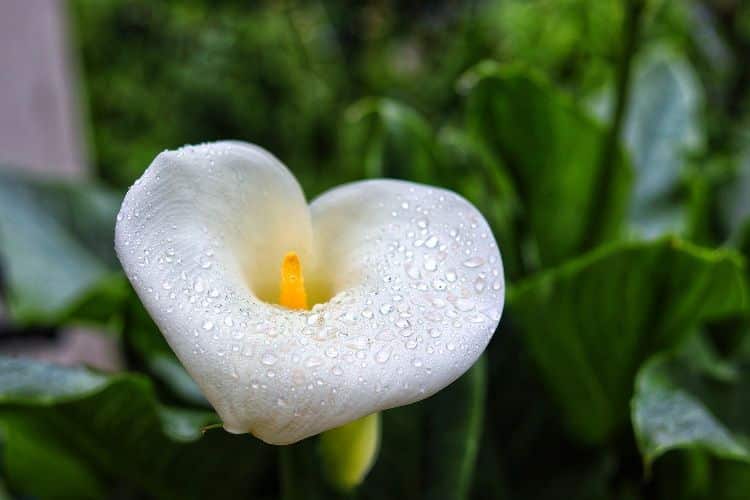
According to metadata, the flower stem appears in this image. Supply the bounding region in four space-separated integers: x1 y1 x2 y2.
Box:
582 0 646 250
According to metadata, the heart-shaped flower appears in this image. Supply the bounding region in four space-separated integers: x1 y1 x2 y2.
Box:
115 141 504 445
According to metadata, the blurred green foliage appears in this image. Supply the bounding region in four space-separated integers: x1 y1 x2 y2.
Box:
1 0 750 498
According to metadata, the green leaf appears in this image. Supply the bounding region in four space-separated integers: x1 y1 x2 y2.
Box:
435 127 523 279
341 98 436 182
719 148 750 244
625 50 702 236
0 356 273 499
592 49 703 237
510 238 748 444
632 351 750 471
0 169 127 325
423 356 486 500
459 62 633 268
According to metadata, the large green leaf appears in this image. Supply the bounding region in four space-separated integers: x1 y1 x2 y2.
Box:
624 50 702 237
0 169 127 325
0 356 273 499
591 49 703 237
341 98 436 183
459 62 633 268
423 356 486 500
435 127 523 280
510 238 747 444
632 352 750 471
719 148 750 244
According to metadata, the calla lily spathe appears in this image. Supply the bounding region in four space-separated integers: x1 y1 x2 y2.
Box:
115 141 504 445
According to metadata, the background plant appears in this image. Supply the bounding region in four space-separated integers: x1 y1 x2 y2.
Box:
1 0 750 498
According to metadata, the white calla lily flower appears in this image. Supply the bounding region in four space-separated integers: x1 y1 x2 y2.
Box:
115 141 504 445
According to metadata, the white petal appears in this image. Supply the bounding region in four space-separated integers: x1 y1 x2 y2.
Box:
116 143 504 445
308 179 504 415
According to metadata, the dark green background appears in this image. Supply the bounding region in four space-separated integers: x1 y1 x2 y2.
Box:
1 0 750 498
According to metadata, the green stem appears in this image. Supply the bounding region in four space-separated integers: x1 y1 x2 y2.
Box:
582 0 646 250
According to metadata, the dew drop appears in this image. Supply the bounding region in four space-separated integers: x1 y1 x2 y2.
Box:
379 304 393 315
305 356 322 368
395 318 411 329
412 358 423 368
346 337 370 350
463 257 485 268
424 256 438 272
375 347 392 363
406 262 421 280
425 236 438 248
455 299 475 312
307 314 321 326
261 353 278 366
432 279 447 290
202 320 214 331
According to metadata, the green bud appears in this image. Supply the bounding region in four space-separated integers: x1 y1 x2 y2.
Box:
319 412 381 491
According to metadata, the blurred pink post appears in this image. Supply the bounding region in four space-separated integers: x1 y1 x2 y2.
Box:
0 0 87 176
0 0 121 371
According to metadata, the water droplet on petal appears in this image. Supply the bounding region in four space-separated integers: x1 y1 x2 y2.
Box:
262 353 278 366
432 279 447 290
455 299 475 312
406 262 421 280
305 356 322 368
424 256 438 272
463 257 485 268
376 347 392 363
396 318 411 329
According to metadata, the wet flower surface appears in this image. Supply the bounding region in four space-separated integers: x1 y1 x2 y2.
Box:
115 141 504 444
